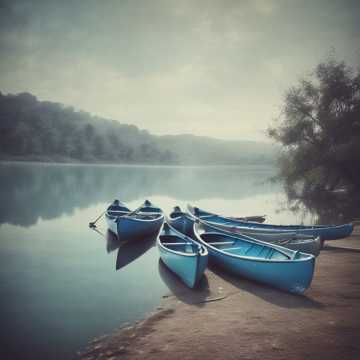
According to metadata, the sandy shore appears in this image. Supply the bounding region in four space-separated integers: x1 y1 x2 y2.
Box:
80 227 360 360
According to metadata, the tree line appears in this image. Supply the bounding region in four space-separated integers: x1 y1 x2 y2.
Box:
0 92 176 163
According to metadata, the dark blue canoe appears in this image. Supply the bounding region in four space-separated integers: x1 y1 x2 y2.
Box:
168 207 321 256
106 200 164 240
188 204 353 241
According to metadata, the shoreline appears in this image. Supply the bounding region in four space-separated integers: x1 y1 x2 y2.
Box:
0 159 275 169
79 227 360 360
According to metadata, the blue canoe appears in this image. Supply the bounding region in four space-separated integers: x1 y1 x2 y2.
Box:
193 220 315 294
167 206 196 237
184 205 266 223
168 206 321 256
188 204 353 241
212 223 321 256
106 199 131 216
157 223 208 288
106 199 164 240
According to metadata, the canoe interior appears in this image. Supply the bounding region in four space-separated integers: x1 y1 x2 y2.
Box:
169 211 184 219
188 205 351 231
203 214 332 230
126 213 163 220
107 203 131 217
139 200 163 214
139 206 163 213
205 222 316 241
160 234 203 254
200 232 309 261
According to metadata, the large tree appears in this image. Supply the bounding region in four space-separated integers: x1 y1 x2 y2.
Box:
268 59 360 222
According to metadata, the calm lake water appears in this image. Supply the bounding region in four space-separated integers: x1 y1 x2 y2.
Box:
0 162 315 359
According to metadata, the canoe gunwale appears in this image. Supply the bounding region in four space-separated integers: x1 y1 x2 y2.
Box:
193 224 315 264
168 210 190 221
216 222 352 232
119 213 164 223
158 224 207 258
187 204 266 223
203 220 321 244
158 240 205 258
187 204 353 240
105 212 164 223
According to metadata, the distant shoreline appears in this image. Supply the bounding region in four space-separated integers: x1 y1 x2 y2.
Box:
0 157 275 168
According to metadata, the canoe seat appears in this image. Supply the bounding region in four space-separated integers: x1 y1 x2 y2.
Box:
139 211 162 215
162 242 189 246
223 222 236 226
291 251 300 260
255 246 265 256
260 247 272 259
107 210 128 215
221 247 244 252
244 245 254 255
207 241 234 246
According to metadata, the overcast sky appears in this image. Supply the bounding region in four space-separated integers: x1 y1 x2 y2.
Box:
0 0 359 141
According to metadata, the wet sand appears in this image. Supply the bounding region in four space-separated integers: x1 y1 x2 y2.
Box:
80 227 360 360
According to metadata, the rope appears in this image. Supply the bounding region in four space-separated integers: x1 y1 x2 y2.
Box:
89 211 105 229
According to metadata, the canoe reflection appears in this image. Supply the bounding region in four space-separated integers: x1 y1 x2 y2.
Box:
158 259 210 306
106 230 121 253
115 234 156 270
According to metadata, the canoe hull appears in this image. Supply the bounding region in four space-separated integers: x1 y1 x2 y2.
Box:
193 222 315 294
157 223 208 288
106 214 164 241
206 245 315 294
226 222 354 241
188 205 353 241
158 245 208 288
167 214 195 238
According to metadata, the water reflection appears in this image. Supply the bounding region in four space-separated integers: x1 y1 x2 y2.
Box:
158 259 211 306
116 234 156 270
106 230 121 253
285 187 360 224
0 163 276 227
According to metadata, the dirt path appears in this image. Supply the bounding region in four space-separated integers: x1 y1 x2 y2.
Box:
80 228 360 360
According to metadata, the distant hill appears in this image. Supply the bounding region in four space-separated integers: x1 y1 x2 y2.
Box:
157 134 275 165
0 91 276 165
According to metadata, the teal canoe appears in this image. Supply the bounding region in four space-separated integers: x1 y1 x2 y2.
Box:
158 223 208 288
199 220 322 257
193 220 316 294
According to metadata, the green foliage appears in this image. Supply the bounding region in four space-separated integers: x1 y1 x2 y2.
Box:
0 92 177 164
269 59 360 222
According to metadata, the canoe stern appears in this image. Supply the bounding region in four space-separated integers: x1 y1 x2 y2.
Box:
158 245 205 288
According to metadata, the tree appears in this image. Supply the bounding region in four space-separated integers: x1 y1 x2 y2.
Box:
268 59 360 222
0 92 177 164
93 134 105 158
